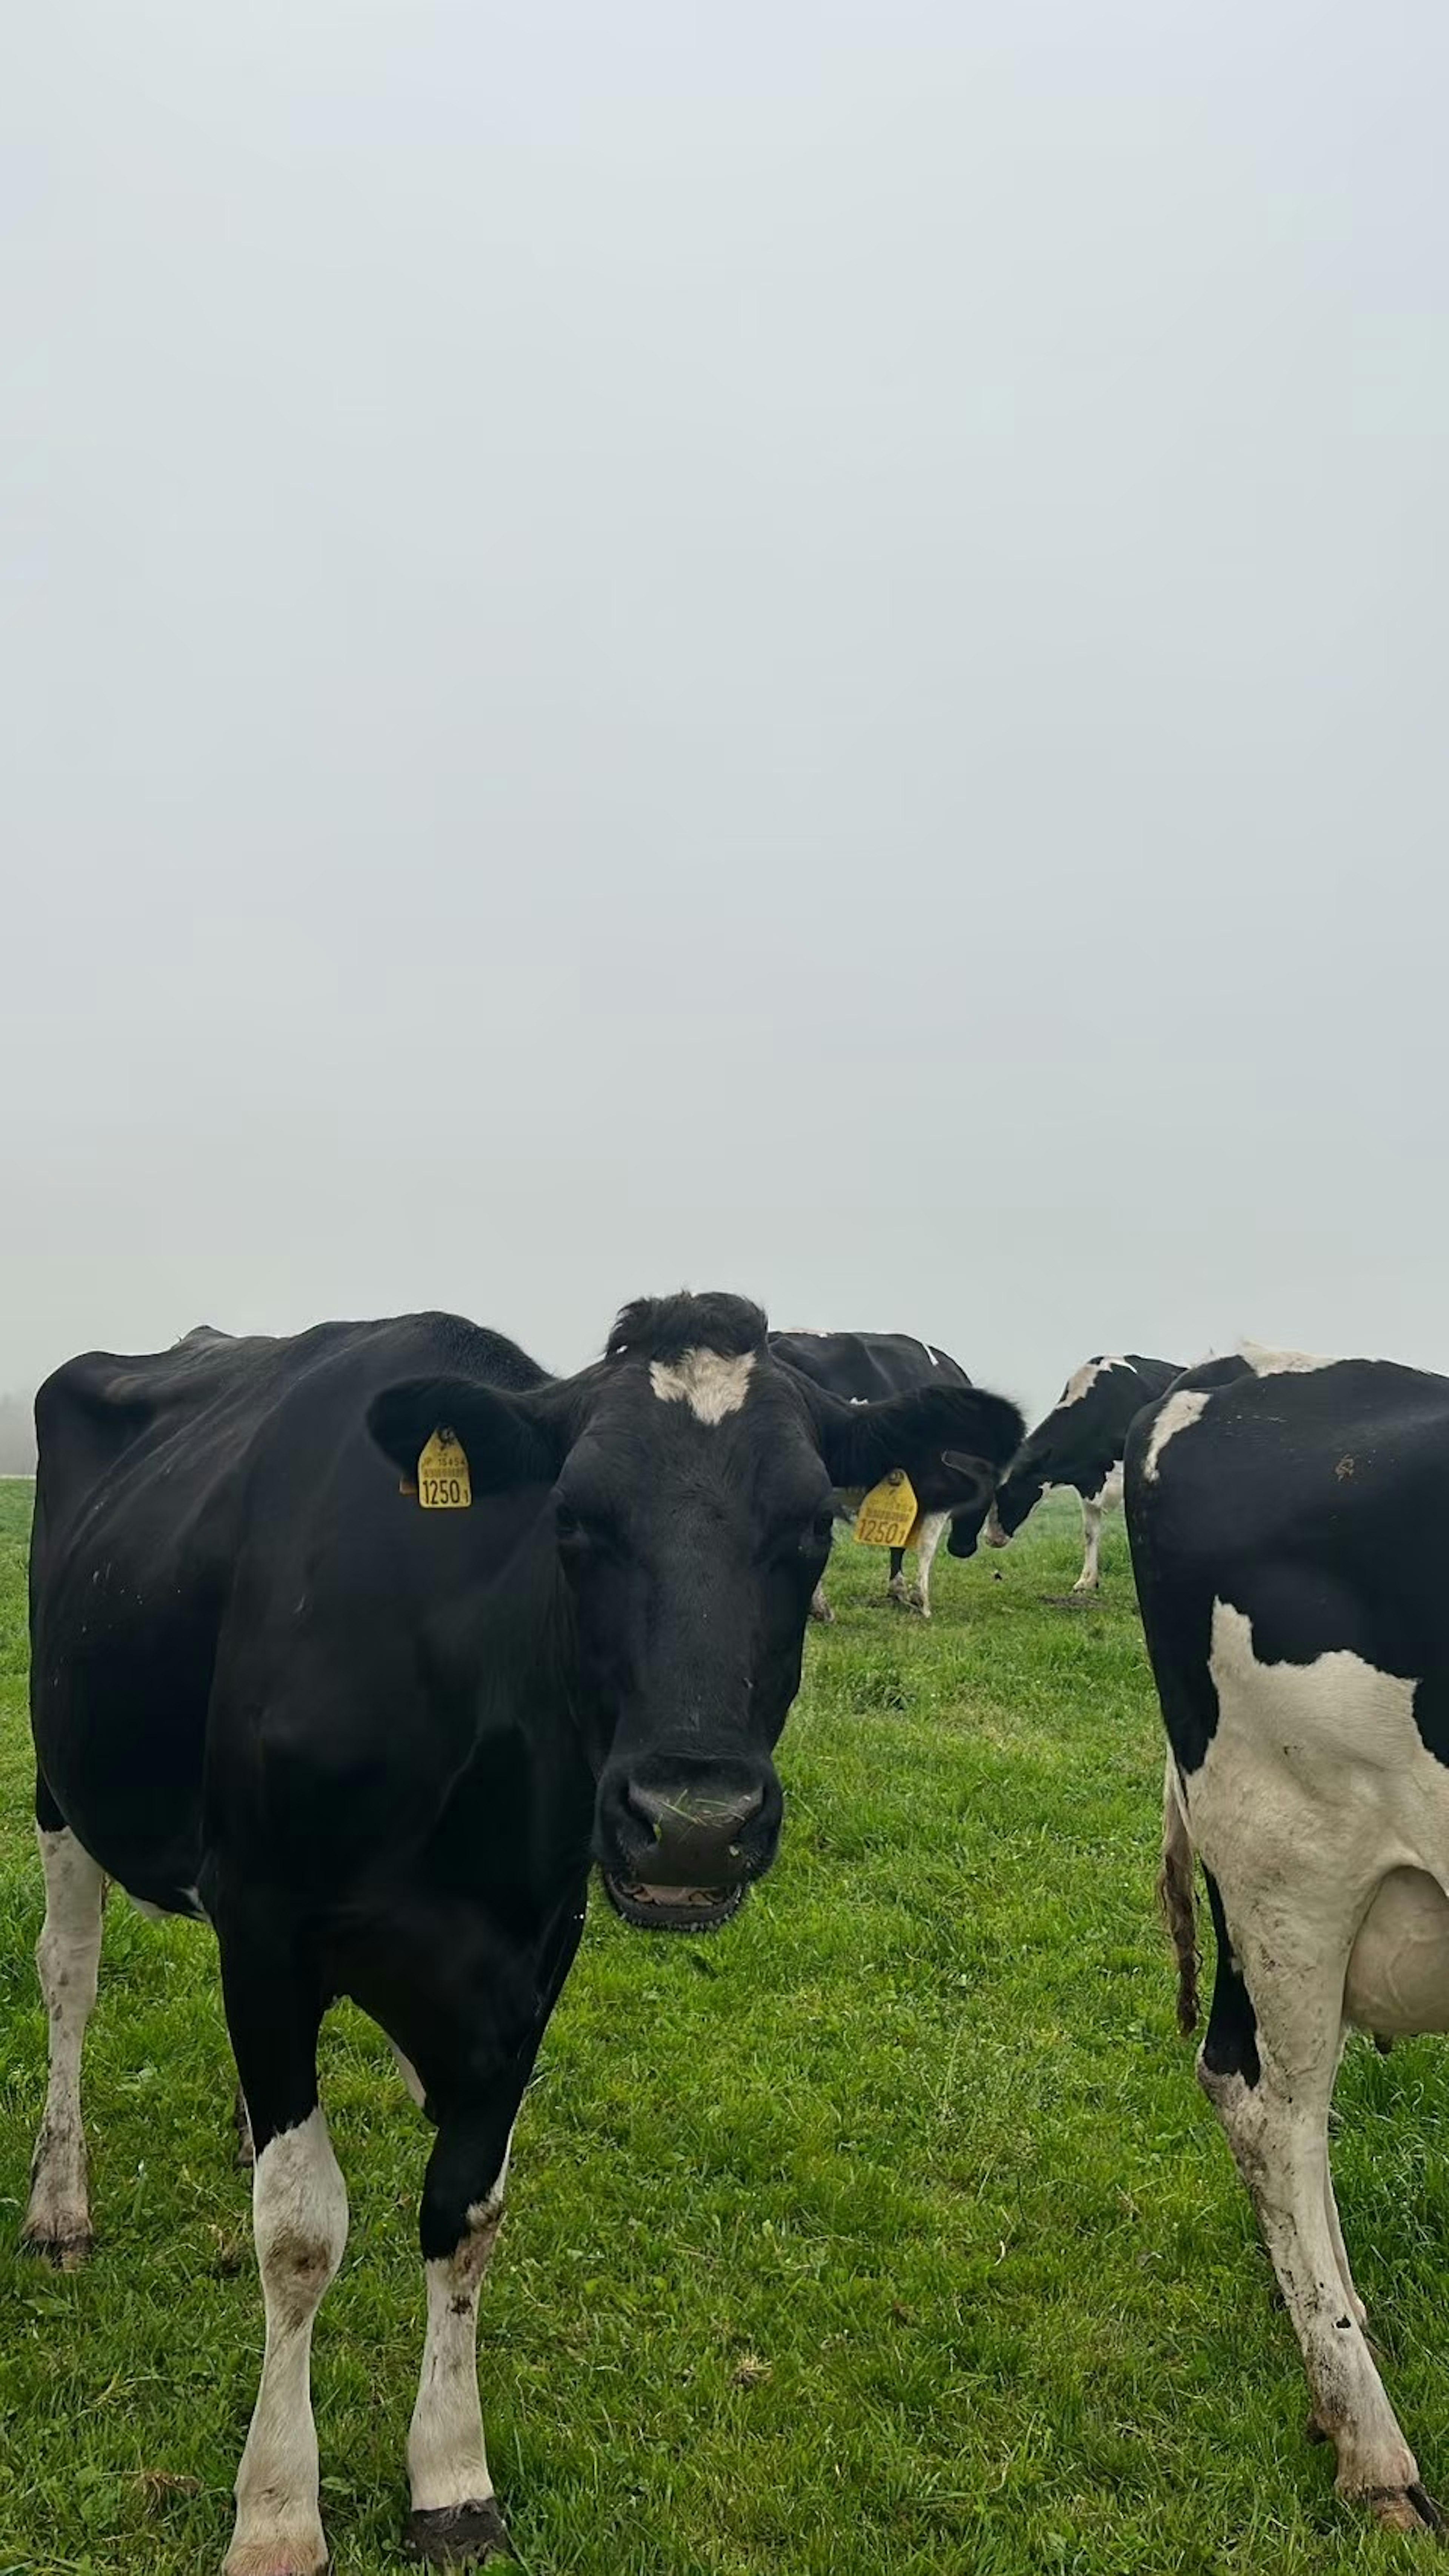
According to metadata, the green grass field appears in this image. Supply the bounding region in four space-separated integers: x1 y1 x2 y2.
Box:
2 1477 1446 2575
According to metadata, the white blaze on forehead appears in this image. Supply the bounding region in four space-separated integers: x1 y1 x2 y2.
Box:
648 1347 755 1424
1240 1340 1338 1376
1060 1356 1131 1408
1141 1387 1211 1481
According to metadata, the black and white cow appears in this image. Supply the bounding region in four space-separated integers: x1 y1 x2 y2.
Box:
1126 1343 1449 2535
769 1330 995 1619
952 1353 1184 1592
24 1293 1023 2573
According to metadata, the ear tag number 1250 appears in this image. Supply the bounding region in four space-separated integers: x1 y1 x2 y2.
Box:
854 1469 919 1549
417 1428 472 1510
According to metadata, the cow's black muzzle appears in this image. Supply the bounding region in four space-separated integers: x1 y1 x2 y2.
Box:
594 1756 780 1933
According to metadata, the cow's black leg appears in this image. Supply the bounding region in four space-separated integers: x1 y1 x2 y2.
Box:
887 1546 908 1606
23 1791 106 2267
218 1924 346 2576
402 2088 527 2567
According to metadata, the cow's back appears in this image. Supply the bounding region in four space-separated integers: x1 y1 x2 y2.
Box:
1127 1356 1449 1769
769 1329 970 1403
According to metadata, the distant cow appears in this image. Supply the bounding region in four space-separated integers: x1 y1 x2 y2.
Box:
24 1293 1024 2573
1126 1343 1449 2536
953 1354 1184 1592
769 1330 1006 1619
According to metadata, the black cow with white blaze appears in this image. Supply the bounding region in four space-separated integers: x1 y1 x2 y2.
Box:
1126 1342 1449 2536
768 1330 1000 1620
953 1353 1183 1592
24 1293 1023 2574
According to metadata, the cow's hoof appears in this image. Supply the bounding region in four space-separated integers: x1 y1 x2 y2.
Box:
403 2499 512 2565
222 2540 329 2576
1364 2484 1442 2535
20 2219 93 2270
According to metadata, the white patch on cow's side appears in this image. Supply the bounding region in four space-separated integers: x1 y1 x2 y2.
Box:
1141 1388 1211 1482
649 1348 754 1424
23 1827 105 2261
408 2143 512 2517
226 2107 348 2576
1184 1601 1449 2503
1060 1355 1128 1409
1239 1340 1338 1377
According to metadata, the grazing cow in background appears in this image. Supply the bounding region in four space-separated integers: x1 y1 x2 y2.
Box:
769 1329 1007 1620
956 1353 1184 1592
1126 1342 1449 2536
24 1293 1024 2574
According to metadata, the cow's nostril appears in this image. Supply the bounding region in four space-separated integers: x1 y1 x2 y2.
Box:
626 1782 763 1837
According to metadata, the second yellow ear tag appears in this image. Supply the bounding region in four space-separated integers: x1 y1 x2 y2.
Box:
417 1428 472 1510
854 1469 919 1549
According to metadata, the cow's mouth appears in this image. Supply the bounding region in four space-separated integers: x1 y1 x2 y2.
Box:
600 1872 749 1934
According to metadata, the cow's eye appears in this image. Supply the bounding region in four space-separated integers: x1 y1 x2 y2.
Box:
555 1502 586 1543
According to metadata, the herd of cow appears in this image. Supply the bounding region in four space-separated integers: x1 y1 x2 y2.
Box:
18 1295 1449 2565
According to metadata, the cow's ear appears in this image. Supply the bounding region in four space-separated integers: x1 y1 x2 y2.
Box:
814 1384 1026 1489
939 1449 1001 1508
366 1376 566 1494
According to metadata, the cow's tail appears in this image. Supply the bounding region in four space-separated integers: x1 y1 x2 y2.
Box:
1156 1754 1198 2037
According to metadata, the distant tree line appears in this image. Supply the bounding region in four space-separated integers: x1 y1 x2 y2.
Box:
0 1391 37 1474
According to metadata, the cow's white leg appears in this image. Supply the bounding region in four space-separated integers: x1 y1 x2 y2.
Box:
23 1825 105 2266
406 2136 512 2565
910 1512 949 1618
1323 2164 1367 2332
226 2108 348 2576
1072 1495 1103 1593
234 2079 256 2172
1200 1893 1428 2524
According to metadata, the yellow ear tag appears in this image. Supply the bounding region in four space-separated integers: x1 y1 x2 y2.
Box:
854 1468 919 1549
416 1427 472 1511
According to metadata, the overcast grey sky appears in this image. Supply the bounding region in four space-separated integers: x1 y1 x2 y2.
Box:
3 3 1445 1420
